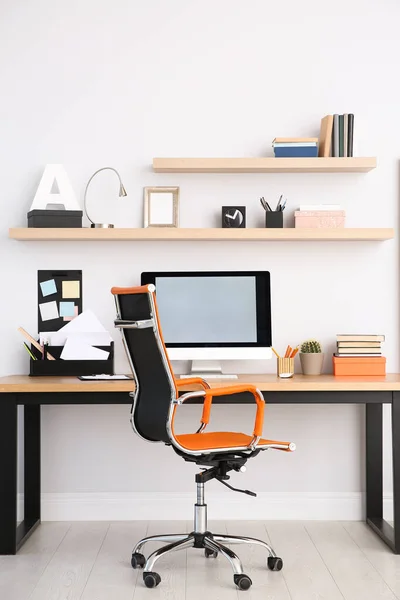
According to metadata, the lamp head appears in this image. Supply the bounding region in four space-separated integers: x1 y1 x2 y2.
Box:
119 183 127 198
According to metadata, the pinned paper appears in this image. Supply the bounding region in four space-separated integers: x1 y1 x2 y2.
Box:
40 279 57 297
62 280 80 299
39 301 59 321
63 306 79 322
59 302 76 317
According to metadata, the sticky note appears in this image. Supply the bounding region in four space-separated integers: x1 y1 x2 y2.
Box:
59 302 76 317
63 306 79 322
39 301 59 321
62 280 80 299
40 279 57 297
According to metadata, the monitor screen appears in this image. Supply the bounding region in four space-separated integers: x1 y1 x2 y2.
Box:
141 271 271 348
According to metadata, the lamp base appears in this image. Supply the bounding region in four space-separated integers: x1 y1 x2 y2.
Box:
90 223 115 228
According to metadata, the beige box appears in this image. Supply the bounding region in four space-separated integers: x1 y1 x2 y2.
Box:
295 210 346 228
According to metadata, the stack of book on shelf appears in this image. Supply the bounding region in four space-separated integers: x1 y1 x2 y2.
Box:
295 204 345 229
333 334 386 376
272 138 318 158
318 114 354 157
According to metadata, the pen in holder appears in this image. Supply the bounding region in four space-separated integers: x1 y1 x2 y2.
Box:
277 357 294 378
266 211 283 228
260 195 286 228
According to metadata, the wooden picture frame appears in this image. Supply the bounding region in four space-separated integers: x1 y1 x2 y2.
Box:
144 187 179 228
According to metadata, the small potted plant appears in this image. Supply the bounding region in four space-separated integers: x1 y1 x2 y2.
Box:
300 339 324 375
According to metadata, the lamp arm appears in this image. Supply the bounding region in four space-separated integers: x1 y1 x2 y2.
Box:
83 167 124 225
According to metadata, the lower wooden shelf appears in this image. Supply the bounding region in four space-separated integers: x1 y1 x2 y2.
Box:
8 227 394 241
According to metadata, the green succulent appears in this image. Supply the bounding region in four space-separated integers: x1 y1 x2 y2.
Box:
300 339 322 354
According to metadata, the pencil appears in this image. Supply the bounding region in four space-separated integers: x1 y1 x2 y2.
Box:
284 345 292 358
272 347 280 358
23 342 37 361
290 347 299 359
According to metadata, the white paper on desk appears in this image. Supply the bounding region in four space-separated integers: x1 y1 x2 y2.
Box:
65 331 112 346
50 309 108 346
60 338 110 361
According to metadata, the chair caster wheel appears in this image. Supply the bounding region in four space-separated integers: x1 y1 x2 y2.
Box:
143 572 161 588
268 556 283 571
205 548 218 558
131 552 146 569
234 574 252 590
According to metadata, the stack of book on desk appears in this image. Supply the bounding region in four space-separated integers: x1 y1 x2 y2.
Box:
333 334 386 376
272 138 318 158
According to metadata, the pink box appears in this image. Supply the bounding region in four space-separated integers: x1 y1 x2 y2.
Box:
294 210 346 229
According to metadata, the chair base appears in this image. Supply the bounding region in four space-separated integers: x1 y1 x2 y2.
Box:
131 480 282 590
132 531 282 590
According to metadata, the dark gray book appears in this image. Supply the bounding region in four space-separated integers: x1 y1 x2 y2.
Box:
348 114 354 157
332 114 339 157
339 115 344 157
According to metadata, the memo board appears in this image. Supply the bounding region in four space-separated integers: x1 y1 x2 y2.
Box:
38 270 83 333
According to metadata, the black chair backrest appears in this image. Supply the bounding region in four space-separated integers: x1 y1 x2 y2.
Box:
112 285 176 444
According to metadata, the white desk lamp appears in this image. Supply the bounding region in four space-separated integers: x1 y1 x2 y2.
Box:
83 167 127 228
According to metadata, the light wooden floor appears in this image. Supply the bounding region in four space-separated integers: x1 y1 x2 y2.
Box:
2 520 400 599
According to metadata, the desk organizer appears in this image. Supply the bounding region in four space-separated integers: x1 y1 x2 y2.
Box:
265 212 283 228
295 210 345 228
333 356 386 376
29 342 114 377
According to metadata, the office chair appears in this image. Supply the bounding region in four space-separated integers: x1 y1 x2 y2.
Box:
111 284 295 591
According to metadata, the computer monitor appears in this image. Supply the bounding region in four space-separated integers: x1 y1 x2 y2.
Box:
141 271 272 378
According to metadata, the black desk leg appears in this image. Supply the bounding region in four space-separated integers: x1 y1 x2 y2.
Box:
366 403 383 521
392 393 400 552
18 405 41 549
0 395 17 554
366 396 400 554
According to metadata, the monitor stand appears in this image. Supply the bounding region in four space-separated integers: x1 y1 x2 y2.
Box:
179 360 238 380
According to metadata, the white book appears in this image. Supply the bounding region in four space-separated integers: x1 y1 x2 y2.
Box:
299 204 342 211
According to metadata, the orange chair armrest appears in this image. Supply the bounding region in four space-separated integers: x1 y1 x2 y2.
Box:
175 378 210 390
202 384 265 438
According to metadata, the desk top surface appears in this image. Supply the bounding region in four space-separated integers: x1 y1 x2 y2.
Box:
0 374 400 393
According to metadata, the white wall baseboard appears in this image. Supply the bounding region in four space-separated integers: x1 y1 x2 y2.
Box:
20 492 392 522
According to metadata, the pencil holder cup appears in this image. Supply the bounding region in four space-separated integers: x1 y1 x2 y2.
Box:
277 357 294 378
265 211 283 228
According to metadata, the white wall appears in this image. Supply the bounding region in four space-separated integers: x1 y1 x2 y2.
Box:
1 0 399 520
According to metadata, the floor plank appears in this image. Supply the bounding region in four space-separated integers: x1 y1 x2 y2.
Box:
132 520 188 600
225 520 291 600
266 521 344 600
344 521 400 597
306 521 397 600
186 521 239 600
0 522 70 600
81 521 148 600
28 522 109 600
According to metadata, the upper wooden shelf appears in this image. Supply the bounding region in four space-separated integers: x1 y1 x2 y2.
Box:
8 228 394 242
152 157 377 173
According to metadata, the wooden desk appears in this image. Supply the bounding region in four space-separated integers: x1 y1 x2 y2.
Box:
1 374 399 555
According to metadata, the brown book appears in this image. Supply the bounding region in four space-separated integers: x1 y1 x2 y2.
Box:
273 137 318 144
318 115 334 157
336 347 382 355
